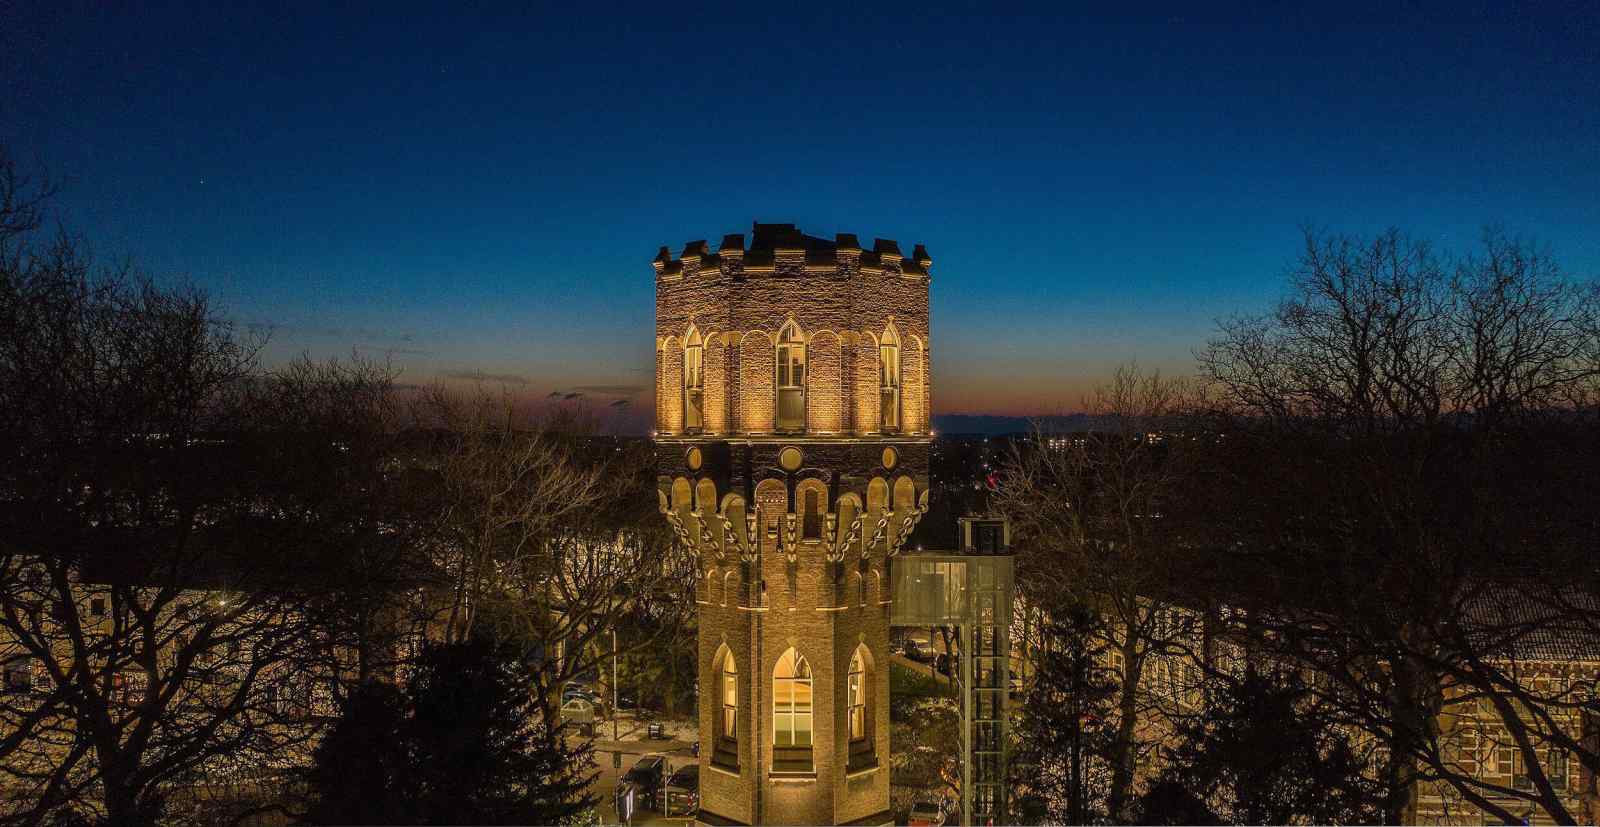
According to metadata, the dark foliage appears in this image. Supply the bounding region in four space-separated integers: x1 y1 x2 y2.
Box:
1010 607 1118 825
1137 669 1383 825
304 637 596 826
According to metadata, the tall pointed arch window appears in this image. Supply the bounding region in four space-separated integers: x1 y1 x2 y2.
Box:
776 322 806 432
848 649 867 739
684 328 704 432
712 648 739 769
847 647 876 770
879 326 901 432
773 648 814 772
721 653 737 739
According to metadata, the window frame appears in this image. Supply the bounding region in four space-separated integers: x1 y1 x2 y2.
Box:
848 650 867 741
879 328 901 432
775 323 806 432
773 648 813 748
683 329 704 432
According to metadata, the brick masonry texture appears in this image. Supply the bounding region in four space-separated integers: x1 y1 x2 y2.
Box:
654 225 933 826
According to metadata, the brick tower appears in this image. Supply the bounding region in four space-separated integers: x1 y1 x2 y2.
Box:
654 223 933 826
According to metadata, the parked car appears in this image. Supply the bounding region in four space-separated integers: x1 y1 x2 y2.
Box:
901 639 936 663
664 763 699 816
562 683 606 717
909 798 947 826
560 697 596 735
622 754 669 811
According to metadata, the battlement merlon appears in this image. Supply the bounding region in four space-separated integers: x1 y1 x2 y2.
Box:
652 223 931 282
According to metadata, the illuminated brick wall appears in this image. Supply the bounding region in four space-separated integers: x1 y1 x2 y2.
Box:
653 225 932 437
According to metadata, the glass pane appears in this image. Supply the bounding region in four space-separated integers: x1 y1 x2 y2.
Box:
774 678 792 708
793 678 812 711
794 710 811 746
774 712 791 745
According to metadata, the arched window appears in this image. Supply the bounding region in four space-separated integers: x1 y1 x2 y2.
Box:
721 654 738 739
773 648 814 772
879 326 900 431
848 650 866 740
776 322 806 432
712 647 739 770
848 646 877 770
802 488 822 540
684 328 704 432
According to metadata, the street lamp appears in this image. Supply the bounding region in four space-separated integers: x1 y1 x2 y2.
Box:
612 627 619 742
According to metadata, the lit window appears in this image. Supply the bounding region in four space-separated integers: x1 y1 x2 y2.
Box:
721 653 737 740
773 648 813 748
848 650 867 740
684 328 704 432
879 326 900 431
776 322 805 432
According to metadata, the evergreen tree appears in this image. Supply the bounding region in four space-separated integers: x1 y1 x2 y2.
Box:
1136 668 1383 825
1010 606 1118 825
304 682 411 825
305 637 597 825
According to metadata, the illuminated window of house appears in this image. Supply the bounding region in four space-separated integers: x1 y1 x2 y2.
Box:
879 326 900 431
684 328 704 432
773 648 813 771
775 322 806 432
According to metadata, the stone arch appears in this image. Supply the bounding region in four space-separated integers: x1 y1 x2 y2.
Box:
703 332 729 433
850 570 865 607
739 331 774 433
867 477 890 514
806 329 842 434
905 334 928 433
659 334 682 434
670 477 693 510
893 476 916 512
835 492 862 545
754 478 788 545
795 478 829 542
723 570 739 607
695 478 718 513
853 330 880 434
719 493 747 558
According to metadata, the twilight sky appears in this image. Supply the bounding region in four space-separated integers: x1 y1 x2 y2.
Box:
4 3 1597 429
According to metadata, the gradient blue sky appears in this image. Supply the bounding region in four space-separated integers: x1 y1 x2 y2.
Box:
4 3 1597 427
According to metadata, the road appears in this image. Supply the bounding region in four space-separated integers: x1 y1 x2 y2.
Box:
578 712 697 826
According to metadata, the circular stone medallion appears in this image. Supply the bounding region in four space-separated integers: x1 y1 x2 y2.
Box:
881 446 899 470
778 446 803 472
685 446 703 471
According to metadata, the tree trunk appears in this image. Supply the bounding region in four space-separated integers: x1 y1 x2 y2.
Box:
1106 639 1141 823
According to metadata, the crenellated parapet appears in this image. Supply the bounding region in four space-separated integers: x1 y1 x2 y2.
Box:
653 223 932 283
656 439 929 611
654 223 933 437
